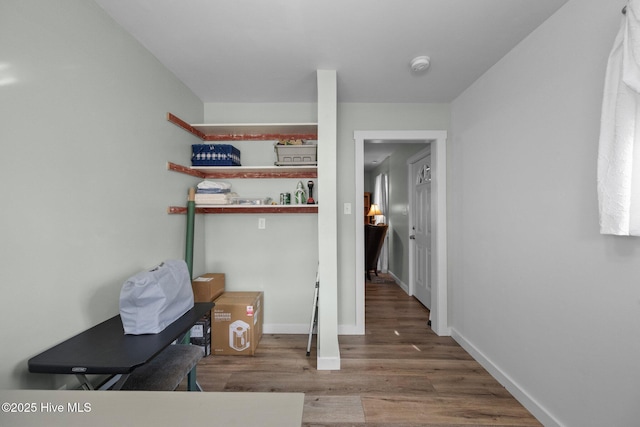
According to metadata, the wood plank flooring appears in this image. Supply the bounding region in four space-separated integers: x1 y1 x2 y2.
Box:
188 276 542 426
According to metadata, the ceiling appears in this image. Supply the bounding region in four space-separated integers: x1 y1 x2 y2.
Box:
94 0 568 170
363 141 426 172
94 0 568 104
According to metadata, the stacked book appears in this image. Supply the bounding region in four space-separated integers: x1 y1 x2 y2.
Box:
194 181 237 205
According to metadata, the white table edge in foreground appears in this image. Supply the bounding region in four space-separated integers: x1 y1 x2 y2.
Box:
0 390 304 427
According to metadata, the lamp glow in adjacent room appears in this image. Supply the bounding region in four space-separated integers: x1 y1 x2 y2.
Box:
367 203 382 225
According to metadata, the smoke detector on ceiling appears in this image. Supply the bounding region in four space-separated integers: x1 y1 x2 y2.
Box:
410 56 431 72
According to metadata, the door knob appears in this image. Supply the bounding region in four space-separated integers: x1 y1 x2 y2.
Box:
409 235 416 240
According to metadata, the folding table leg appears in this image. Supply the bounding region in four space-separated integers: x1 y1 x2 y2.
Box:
187 367 202 391
75 374 94 390
306 275 319 356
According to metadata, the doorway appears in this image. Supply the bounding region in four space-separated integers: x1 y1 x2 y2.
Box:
354 130 449 336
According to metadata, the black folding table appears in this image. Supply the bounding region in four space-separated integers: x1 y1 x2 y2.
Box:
28 302 213 390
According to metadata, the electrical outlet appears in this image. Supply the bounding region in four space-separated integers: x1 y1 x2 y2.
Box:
258 218 266 229
344 203 352 215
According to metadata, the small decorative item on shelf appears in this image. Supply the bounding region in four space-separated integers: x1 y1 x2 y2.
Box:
280 193 291 205
307 180 315 204
294 181 307 204
278 139 305 145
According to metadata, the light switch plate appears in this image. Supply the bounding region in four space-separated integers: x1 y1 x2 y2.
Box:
344 203 352 215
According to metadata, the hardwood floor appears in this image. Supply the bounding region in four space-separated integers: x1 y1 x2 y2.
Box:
190 275 542 426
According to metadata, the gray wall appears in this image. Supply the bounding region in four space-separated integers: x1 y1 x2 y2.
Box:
200 103 320 333
0 0 203 389
337 104 450 327
369 144 427 286
449 0 639 425
200 103 450 332
387 144 428 285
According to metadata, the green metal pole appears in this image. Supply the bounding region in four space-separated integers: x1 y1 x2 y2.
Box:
185 187 195 280
183 187 196 345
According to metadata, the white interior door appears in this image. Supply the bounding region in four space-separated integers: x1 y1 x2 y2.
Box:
411 154 431 309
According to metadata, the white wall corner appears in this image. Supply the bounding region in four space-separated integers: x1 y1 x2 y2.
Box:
450 328 563 427
316 69 341 368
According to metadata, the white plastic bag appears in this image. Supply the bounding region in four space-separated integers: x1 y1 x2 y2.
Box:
119 260 194 335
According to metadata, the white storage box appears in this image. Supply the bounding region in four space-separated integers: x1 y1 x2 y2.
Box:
274 144 317 165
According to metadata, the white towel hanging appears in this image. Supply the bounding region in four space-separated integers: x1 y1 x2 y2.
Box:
597 0 640 236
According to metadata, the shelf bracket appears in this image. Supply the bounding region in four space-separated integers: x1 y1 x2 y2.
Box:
167 113 206 139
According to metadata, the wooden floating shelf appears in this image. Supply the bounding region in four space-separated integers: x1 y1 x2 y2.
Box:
168 205 318 214
167 162 317 179
168 113 318 141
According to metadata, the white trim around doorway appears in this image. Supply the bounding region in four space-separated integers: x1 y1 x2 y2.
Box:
353 130 450 336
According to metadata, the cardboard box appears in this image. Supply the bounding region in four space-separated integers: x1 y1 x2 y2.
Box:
192 273 225 303
212 292 263 356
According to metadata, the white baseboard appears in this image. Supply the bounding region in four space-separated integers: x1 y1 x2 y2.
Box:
388 270 409 294
263 323 308 334
338 324 363 335
316 356 341 370
451 328 563 427
263 323 364 335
